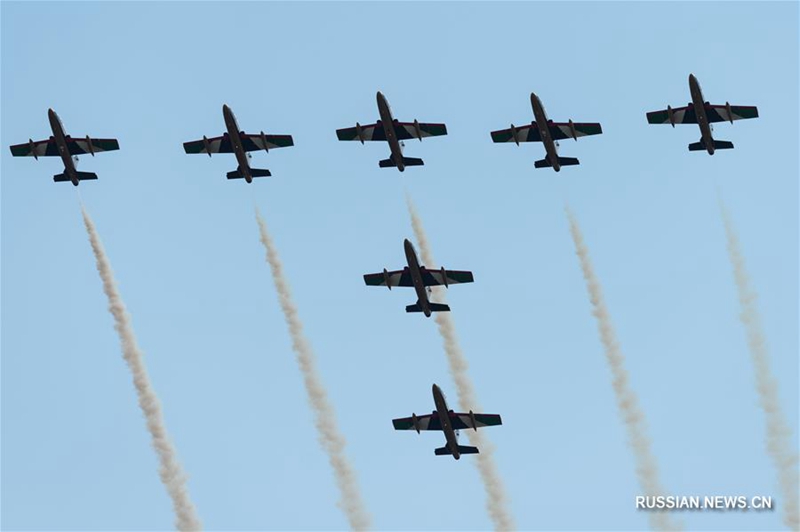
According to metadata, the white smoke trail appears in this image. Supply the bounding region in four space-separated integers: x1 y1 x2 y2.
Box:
255 208 371 531
81 205 202 531
720 203 799 529
405 195 515 531
565 207 679 531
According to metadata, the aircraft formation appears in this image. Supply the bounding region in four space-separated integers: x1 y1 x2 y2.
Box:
8 73 761 460
9 74 759 186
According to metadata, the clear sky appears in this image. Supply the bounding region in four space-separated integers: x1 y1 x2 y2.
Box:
2 2 797 530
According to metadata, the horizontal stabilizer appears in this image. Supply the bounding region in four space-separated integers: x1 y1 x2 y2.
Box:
689 140 734 151
405 302 451 313
53 171 97 183
226 167 272 179
379 156 424 168
434 445 479 456
534 156 580 169
687 142 704 152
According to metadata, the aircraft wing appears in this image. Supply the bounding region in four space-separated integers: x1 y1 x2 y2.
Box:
240 133 294 151
449 412 503 430
183 135 233 154
394 122 448 140
421 268 474 287
393 412 502 431
10 137 119 157
646 106 698 125
10 138 59 157
336 123 387 142
491 124 542 143
649 104 758 125
393 413 442 431
363 268 413 288
705 104 759 123
547 122 603 140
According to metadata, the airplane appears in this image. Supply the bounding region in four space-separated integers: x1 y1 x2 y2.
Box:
363 238 473 317
646 74 759 155
392 384 503 460
183 104 294 183
490 92 602 171
336 91 447 171
8 108 120 186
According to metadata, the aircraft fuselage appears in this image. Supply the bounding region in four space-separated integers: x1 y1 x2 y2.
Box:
688 74 714 155
223 104 253 183
404 238 431 317
48 108 79 186
432 384 461 460
530 93 560 172
377 92 405 172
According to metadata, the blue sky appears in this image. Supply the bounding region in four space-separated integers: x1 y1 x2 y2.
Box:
2 2 797 530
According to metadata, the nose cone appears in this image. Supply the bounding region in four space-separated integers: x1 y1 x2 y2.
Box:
530 92 541 107
432 383 441 395
376 91 385 103
689 73 697 85
48 108 56 118
404 238 413 251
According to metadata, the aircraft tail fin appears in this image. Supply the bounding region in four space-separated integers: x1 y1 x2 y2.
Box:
534 156 580 169
434 445 479 456
688 139 734 152
405 302 450 313
226 167 272 179
379 156 424 168
54 171 97 184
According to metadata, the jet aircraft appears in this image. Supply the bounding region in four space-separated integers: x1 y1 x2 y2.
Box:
336 92 447 171
491 93 602 171
363 239 473 317
183 104 294 182
646 74 758 155
393 384 503 460
9 109 120 186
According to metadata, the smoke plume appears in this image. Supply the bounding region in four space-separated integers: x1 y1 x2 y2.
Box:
255 208 371 530
405 195 515 531
81 206 202 531
565 207 679 531
720 203 799 529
